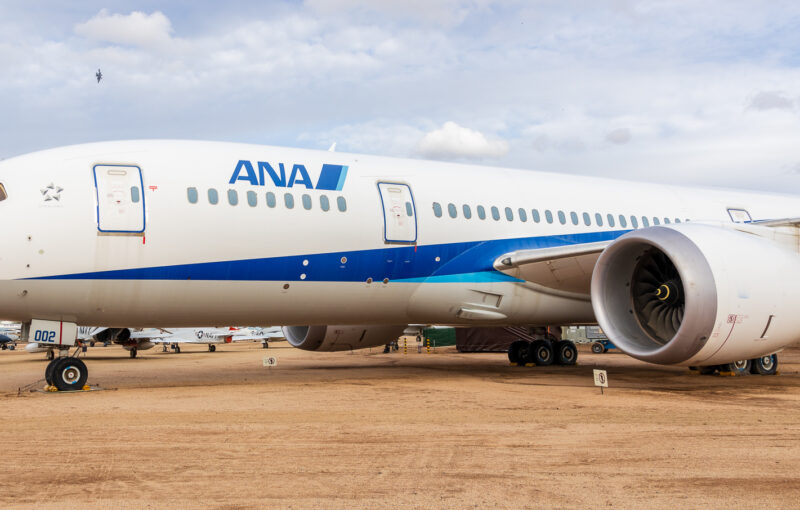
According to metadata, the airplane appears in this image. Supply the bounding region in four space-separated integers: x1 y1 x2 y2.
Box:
96 69 102 83
0 322 19 350
138 326 284 355
1 139 799 390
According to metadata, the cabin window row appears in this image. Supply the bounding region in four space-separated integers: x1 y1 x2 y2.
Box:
187 188 347 212
431 202 686 228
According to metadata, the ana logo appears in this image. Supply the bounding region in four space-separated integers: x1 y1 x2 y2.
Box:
229 160 348 191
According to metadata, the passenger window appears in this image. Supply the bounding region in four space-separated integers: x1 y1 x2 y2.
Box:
477 205 486 220
570 211 578 225
187 187 198 204
630 216 639 228
558 210 566 225
130 186 141 203
247 190 257 207
228 189 239 206
642 216 650 227
545 210 553 224
266 192 276 208
337 196 347 212
405 202 413 216
320 195 330 211
653 217 660 225
583 212 591 226
463 204 472 219
675 218 681 223
606 214 615 227
518 208 527 222
505 207 513 221
448 203 457 218
491 206 501 221
284 193 294 209
664 218 670 224
433 202 442 218
532 209 540 223
618 215 627 228
208 188 219 205
302 194 312 210
0 183 6 201
595 213 603 227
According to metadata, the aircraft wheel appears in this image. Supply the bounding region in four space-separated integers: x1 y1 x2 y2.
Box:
262 341 269 349
531 340 554 366
555 340 578 366
52 357 88 391
507 340 529 364
724 360 751 376
129 347 137 359
45 358 59 386
591 342 604 354
751 354 778 375
46 349 55 361
8 344 14 351
175 345 181 353
209 344 216 352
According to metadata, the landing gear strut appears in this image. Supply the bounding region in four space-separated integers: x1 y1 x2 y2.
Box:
208 344 216 352
129 347 137 359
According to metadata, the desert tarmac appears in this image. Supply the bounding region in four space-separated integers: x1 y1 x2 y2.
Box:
1 341 799 509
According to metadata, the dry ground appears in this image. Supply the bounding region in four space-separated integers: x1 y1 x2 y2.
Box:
1 340 799 509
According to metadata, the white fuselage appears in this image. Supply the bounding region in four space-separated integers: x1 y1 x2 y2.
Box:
0 140 797 328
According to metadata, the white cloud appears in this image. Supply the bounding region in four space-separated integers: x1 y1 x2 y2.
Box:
747 91 794 111
605 127 631 144
74 9 174 49
417 121 509 159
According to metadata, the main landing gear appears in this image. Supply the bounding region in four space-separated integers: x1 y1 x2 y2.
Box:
691 354 779 376
45 356 89 391
508 338 578 367
208 344 216 352
129 347 138 358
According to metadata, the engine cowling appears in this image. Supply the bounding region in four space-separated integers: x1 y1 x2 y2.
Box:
591 223 800 366
283 325 406 352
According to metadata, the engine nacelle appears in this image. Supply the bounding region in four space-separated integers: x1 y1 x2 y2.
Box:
283 325 406 352
591 223 800 366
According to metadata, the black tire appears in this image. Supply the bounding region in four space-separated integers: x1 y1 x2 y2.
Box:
531 340 554 366
8 344 14 351
45 358 59 386
699 366 718 375
175 346 181 353
209 344 216 352
724 360 751 376
751 354 778 375
555 340 578 366
52 357 88 391
129 347 137 359
591 342 604 354
508 340 529 364
262 342 269 349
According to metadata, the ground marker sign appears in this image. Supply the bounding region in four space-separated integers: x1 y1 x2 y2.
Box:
593 369 608 394
263 356 277 367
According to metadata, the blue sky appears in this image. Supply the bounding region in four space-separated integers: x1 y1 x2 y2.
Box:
3 1 800 192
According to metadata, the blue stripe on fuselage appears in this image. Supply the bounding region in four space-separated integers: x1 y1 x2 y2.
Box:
28 230 628 282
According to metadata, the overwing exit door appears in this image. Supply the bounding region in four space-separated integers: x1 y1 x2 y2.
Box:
93 164 146 233
377 182 417 244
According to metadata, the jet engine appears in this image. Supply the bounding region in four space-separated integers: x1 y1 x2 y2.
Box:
591 223 800 366
283 325 406 352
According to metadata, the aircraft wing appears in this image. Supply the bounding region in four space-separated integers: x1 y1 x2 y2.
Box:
493 241 610 297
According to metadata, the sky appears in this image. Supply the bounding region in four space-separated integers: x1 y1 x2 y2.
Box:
3 1 800 192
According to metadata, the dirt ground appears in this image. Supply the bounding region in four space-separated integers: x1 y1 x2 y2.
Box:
1 340 799 509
